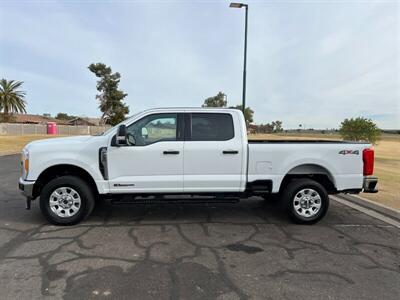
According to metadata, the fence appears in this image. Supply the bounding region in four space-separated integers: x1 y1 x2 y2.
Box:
0 123 111 136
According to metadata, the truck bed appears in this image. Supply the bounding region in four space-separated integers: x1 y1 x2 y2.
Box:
247 140 371 193
248 139 366 144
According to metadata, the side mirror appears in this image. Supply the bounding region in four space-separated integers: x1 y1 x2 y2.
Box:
116 124 127 146
141 127 148 138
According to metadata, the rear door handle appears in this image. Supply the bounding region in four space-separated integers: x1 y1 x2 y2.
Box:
163 150 180 155
223 150 239 154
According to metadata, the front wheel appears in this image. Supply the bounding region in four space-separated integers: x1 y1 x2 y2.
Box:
282 179 329 224
40 176 95 225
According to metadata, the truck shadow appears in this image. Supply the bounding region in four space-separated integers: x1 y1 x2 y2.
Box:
89 197 289 225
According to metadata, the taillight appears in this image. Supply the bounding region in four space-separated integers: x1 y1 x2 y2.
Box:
363 148 374 176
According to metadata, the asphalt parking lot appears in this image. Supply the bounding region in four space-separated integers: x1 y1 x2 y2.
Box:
0 154 399 300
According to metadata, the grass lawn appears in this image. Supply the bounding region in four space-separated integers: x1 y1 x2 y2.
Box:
1 133 399 210
361 140 400 209
0 135 64 156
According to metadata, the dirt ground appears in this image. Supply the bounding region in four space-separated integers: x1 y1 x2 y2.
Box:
0 135 64 156
361 140 400 209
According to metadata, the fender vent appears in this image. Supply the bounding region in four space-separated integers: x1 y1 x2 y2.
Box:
99 147 108 180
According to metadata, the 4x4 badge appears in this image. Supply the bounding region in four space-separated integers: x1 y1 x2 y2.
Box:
339 150 359 155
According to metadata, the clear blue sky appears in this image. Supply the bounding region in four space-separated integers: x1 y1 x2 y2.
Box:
1 0 399 129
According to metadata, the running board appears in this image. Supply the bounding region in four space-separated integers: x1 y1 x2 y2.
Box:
110 196 240 205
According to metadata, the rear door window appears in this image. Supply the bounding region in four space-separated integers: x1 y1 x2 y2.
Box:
191 113 234 141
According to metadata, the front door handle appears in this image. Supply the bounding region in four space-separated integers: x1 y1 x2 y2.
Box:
163 150 180 155
223 150 239 154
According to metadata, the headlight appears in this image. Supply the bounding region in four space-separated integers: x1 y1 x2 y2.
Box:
21 149 29 179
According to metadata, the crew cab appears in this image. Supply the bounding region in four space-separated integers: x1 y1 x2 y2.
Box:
18 108 378 225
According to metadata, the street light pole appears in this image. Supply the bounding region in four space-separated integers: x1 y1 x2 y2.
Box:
230 2 248 114
242 4 248 114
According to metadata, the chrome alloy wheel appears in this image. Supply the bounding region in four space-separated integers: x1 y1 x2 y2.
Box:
49 187 81 218
293 188 322 218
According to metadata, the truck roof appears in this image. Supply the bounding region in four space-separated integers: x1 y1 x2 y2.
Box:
121 107 243 126
138 107 241 113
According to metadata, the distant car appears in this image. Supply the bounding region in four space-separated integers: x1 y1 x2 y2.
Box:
19 108 378 225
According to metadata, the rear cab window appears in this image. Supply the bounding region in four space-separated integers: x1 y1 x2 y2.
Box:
191 113 234 141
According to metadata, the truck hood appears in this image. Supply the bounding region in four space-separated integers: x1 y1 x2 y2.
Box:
25 136 94 150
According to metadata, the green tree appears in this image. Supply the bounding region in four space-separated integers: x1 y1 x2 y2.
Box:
272 120 283 132
0 79 27 122
55 112 77 120
339 117 381 144
88 63 129 125
231 105 254 126
257 123 274 133
202 92 227 107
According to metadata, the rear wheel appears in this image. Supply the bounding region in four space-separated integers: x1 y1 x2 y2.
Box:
282 179 329 224
40 176 95 225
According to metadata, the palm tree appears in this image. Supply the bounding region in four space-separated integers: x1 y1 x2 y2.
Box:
0 79 27 122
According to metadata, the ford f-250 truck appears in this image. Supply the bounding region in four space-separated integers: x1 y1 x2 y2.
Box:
19 108 378 225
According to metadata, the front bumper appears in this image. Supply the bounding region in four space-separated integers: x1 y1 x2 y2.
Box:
363 176 378 193
18 177 36 198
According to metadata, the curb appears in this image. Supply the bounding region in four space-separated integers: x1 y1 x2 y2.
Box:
331 195 400 228
336 194 400 223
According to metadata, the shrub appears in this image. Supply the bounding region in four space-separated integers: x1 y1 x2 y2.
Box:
339 117 381 144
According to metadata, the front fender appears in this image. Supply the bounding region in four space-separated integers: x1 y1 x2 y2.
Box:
28 157 103 183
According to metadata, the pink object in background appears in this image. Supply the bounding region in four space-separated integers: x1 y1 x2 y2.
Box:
47 122 57 135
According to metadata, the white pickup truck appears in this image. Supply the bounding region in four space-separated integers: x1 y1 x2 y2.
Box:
19 108 378 225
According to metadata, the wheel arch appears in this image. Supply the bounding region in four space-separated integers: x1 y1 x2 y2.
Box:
279 163 337 194
33 164 99 199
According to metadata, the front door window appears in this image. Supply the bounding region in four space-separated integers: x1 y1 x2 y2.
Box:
126 113 177 146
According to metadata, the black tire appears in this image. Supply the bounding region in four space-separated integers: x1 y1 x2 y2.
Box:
282 178 329 224
40 176 95 225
